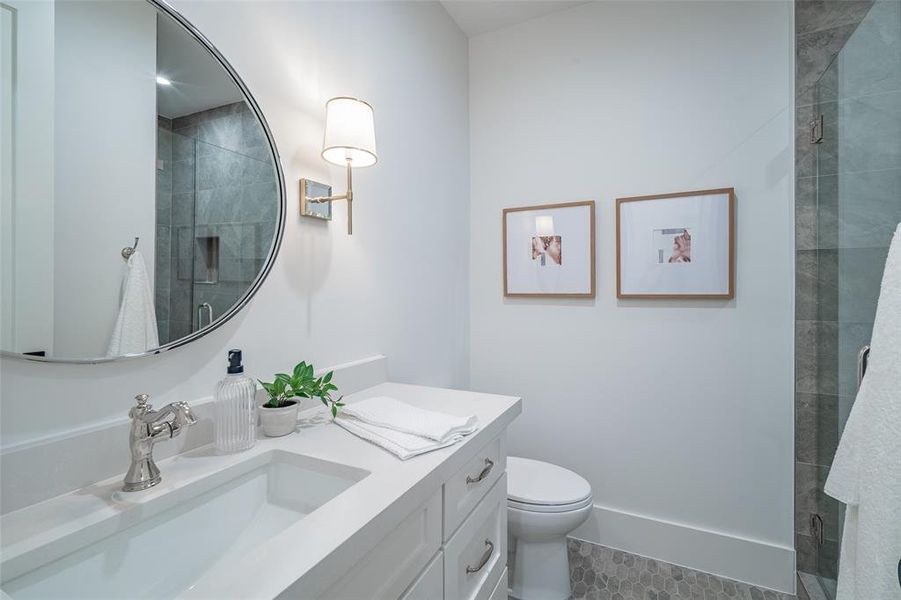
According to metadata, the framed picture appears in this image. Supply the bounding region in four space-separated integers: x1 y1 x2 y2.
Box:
503 200 595 298
616 188 734 299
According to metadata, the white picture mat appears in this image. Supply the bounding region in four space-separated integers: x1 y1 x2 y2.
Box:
619 193 730 296
505 204 593 295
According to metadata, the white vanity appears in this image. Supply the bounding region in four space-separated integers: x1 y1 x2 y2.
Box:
0 382 521 599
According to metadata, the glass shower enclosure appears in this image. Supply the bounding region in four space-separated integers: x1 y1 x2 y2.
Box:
155 107 278 347
802 0 901 597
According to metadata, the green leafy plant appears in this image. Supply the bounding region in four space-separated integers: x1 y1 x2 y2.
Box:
258 360 344 417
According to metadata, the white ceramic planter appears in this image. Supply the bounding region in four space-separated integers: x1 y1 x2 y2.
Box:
259 401 299 437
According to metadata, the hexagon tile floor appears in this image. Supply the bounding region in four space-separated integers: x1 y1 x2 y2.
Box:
566 539 797 600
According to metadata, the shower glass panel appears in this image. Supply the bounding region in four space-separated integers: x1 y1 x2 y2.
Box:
156 127 197 345
805 0 901 597
189 139 277 333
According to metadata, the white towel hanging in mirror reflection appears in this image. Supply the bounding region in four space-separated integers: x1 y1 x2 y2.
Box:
107 250 159 356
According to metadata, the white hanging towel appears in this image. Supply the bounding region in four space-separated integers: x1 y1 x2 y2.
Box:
825 223 901 600
107 250 159 356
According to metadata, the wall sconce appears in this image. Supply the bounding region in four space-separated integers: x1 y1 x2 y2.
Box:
534 216 556 266
300 97 378 235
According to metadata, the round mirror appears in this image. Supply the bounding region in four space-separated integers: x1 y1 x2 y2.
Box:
0 0 285 363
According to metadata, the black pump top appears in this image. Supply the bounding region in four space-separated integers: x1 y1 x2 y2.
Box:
227 349 244 374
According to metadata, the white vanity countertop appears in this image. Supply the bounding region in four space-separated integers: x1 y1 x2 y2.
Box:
0 382 521 598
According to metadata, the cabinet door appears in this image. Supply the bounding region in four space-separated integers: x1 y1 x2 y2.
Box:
319 490 442 600
399 551 443 600
444 475 507 600
488 568 508 600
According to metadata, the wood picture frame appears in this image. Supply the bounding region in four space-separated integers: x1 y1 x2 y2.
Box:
616 188 734 299
503 200 596 298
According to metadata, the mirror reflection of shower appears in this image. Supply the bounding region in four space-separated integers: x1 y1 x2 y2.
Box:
154 107 276 345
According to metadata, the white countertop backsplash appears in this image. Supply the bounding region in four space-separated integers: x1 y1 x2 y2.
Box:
0 355 389 514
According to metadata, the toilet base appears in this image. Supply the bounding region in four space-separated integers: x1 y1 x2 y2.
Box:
510 536 572 600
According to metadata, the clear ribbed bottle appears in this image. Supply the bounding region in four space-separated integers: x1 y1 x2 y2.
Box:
214 349 257 453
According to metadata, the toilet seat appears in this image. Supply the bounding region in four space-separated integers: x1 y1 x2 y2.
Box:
506 456 592 513
508 495 593 513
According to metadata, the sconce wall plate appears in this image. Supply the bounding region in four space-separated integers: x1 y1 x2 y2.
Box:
300 179 332 221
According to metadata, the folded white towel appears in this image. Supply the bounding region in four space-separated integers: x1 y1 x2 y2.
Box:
334 415 466 460
825 223 901 600
107 251 159 356
340 396 478 442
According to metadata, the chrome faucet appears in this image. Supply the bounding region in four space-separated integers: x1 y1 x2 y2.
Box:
122 394 196 492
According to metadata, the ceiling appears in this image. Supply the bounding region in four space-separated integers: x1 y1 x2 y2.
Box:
440 1 589 37
156 15 245 119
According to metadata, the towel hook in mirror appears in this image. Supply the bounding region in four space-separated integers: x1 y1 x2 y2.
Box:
121 237 139 261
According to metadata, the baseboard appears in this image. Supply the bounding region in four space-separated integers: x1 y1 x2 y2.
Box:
571 502 796 594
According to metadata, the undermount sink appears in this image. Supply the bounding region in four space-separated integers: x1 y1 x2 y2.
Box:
1 450 368 599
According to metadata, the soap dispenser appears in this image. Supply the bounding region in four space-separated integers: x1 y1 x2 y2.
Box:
214 349 257 453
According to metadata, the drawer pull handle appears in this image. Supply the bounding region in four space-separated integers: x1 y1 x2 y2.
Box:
466 539 494 574
466 458 494 484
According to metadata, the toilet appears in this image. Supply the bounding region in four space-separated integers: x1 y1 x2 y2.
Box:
506 456 593 600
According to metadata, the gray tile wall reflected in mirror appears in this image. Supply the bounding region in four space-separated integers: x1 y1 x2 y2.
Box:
155 102 277 344
155 116 173 343
794 0 900 588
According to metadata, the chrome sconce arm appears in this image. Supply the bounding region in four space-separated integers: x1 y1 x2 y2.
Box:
304 158 355 235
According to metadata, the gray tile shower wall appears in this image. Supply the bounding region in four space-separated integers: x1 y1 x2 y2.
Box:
795 1 875 104
794 0 896 582
566 539 796 600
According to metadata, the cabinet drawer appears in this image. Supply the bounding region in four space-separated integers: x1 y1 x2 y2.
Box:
399 551 443 600
444 434 505 539
488 568 508 600
318 489 441 599
444 474 507 600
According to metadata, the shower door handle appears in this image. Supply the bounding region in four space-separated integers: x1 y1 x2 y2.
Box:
197 302 213 329
857 344 870 390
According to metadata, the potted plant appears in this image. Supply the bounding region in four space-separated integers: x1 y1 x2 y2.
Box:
258 361 344 437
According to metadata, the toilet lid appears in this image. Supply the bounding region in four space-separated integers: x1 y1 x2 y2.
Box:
506 456 592 507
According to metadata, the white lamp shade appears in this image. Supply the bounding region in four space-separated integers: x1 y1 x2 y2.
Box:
321 97 377 168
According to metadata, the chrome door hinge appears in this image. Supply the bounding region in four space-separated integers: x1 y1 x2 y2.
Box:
810 115 824 144
810 513 825 545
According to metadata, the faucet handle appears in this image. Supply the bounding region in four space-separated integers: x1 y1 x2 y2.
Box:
129 394 152 421
135 394 153 413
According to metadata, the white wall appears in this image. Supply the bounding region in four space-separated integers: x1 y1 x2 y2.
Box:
1 4 15 353
52 0 157 358
2 0 55 356
468 1 795 592
0 1 469 448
